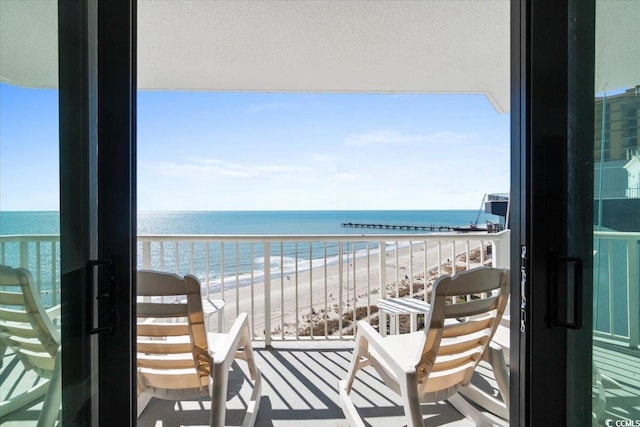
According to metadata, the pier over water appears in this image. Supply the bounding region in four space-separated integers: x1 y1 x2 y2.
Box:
340 222 457 231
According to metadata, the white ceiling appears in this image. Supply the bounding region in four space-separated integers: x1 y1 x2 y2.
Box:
1 1 638 114
137 1 510 113
0 0 510 113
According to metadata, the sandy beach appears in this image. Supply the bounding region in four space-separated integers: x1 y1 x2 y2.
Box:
208 239 490 338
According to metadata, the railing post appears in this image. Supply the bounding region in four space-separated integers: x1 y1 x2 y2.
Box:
378 240 387 335
492 230 511 269
19 241 29 269
142 241 151 268
52 242 58 306
338 242 343 335
628 240 639 349
264 242 271 347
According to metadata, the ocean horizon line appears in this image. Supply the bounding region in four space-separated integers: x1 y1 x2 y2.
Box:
0 208 481 213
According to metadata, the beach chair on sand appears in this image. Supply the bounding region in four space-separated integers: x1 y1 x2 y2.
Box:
339 267 509 427
0 265 61 427
137 270 262 427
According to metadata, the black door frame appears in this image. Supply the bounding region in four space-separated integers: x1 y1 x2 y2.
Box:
96 0 137 424
59 1 96 423
61 0 600 424
59 0 137 424
511 0 595 425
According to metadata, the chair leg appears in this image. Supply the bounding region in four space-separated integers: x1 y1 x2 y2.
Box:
399 373 423 427
0 379 49 420
338 329 370 427
0 342 6 369
239 334 261 427
242 368 261 427
448 393 502 427
344 332 369 393
37 349 62 427
241 336 259 381
487 343 509 412
210 362 229 427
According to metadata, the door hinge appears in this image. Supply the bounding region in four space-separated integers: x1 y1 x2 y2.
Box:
520 245 527 333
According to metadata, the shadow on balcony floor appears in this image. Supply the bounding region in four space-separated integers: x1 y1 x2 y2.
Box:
593 341 640 425
1 340 508 426
138 341 501 427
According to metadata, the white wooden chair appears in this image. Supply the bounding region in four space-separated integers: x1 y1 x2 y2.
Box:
136 270 262 427
0 265 61 427
339 267 509 427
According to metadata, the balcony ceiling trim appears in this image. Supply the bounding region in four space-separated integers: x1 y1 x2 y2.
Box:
1 1 638 114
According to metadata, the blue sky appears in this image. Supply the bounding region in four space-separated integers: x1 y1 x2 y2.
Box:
1 83 509 211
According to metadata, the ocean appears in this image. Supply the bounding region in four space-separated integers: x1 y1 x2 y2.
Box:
1 210 500 301
1 209 499 236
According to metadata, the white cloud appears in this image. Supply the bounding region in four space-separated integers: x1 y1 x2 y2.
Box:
312 153 339 163
332 172 360 182
430 131 478 141
344 130 477 146
345 130 423 146
142 158 309 179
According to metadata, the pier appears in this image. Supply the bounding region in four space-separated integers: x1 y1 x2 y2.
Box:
340 222 457 231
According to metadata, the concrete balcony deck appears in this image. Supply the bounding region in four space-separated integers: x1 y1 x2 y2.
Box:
140 340 508 427
2 340 506 427
3 340 640 426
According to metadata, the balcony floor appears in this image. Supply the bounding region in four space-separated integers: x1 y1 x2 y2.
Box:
138 340 503 427
1 341 505 427
3 340 638 426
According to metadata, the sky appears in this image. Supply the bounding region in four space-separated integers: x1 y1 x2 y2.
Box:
1 83 509 211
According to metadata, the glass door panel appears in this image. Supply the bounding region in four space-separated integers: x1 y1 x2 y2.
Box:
0 2 64 424
592 1 640 424
2 2 136 424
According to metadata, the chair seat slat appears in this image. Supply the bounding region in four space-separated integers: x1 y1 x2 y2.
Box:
137 322 189 337
0 308 30 323
0 291 25 306
444 297 499 319
138 368 208 391
15 348 57 374
137 302 188 318
138 340 192 354
442 317 493 338
138 353 197 369
1 321 40 339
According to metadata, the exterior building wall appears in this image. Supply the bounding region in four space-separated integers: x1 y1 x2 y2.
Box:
594 87 640 161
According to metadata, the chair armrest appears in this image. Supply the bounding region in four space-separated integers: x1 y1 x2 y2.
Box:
209 312 249 366
46 305 61 321
355 320 415 375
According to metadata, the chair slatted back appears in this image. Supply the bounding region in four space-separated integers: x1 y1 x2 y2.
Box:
137 270 209 391
418 267 509 395
0 265 60 377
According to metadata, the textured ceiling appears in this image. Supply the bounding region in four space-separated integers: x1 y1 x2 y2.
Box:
0 1 58 90
137 1 510 112
0 1 510 112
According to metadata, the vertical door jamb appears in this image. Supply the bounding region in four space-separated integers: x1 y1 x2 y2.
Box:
511 1 595 425
96 0 137 424
59 1 97 424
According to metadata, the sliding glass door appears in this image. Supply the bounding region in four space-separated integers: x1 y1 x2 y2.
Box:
1 1 136 425
592 1 640 424
513 0 639 425
0 2 65 424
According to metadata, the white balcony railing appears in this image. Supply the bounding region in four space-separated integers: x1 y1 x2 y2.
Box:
4 230 639 349
0 234 61 307
136 231 511 344
593 231 640 349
